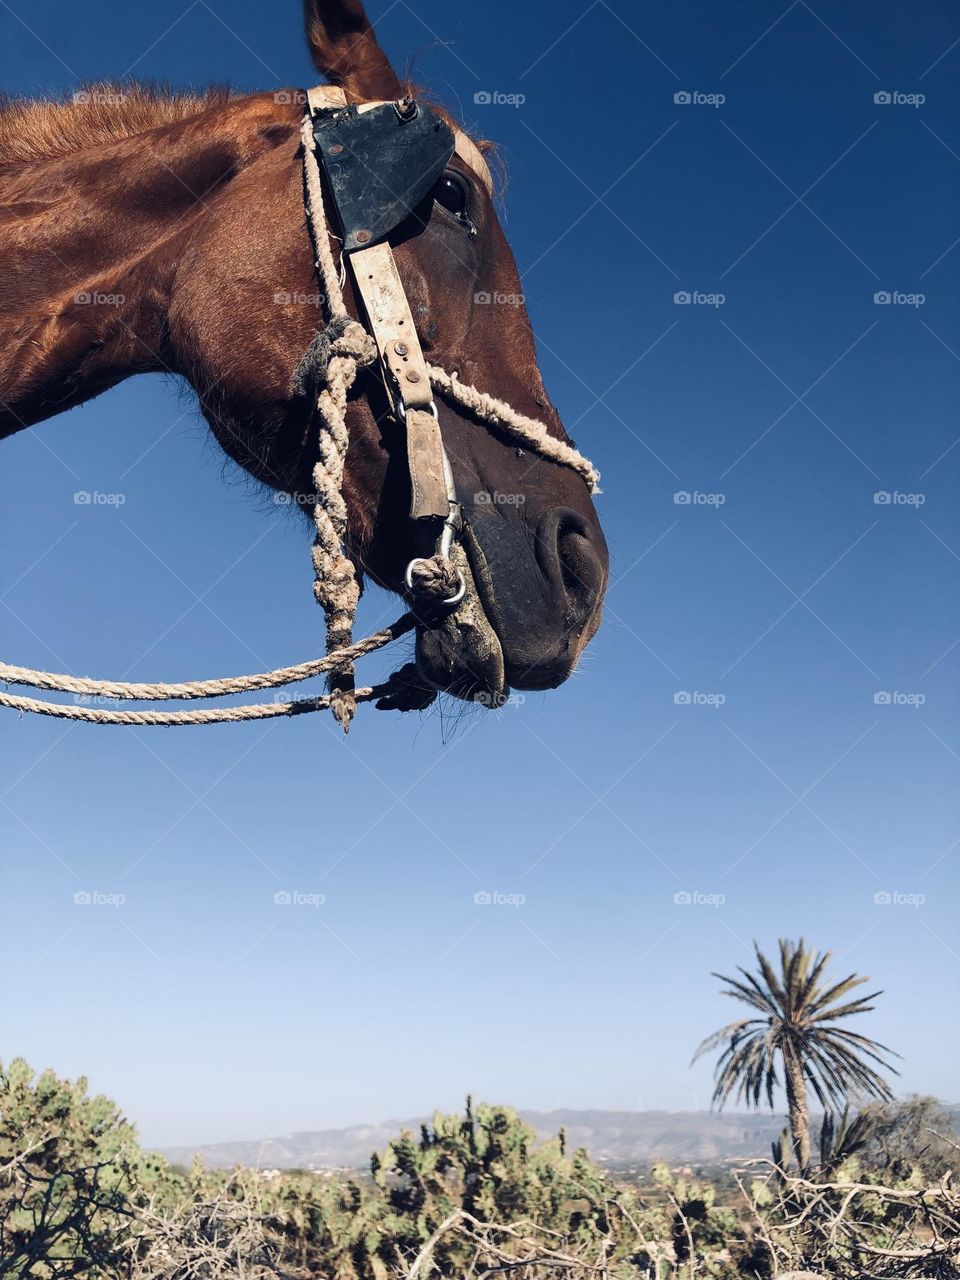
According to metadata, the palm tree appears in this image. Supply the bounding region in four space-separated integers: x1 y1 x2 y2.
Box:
693 938 899 1172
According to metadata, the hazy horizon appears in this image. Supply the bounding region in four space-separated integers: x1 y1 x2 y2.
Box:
148 1096 956 1154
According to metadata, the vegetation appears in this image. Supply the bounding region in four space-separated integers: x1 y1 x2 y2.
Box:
3 1061 959 1279
693 938 899 1171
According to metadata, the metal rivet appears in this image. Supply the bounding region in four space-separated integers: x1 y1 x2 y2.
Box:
405 371 421 384
356 229 371 244
329 144 343 155
395 342 408 357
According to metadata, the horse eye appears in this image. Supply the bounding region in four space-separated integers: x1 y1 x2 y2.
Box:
434 174 468 216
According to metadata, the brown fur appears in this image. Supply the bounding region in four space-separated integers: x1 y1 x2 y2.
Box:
0 84 231 169
0 0 607 696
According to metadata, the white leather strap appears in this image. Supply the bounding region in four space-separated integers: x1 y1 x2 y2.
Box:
305 85 347 113
350 243 431 408
350 243 449 520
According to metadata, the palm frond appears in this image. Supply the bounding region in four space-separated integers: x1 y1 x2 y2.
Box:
691 1019 760 1063
806 975 871 1017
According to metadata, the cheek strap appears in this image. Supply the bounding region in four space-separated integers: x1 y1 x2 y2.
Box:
349 240 451 521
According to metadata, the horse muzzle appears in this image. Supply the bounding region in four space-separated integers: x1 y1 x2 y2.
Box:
458 500 607 692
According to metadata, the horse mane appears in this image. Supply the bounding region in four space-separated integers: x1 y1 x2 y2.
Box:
0 83 233 168
0 79 503 195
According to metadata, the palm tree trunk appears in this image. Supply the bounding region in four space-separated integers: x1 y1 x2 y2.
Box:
783 1048 811 1172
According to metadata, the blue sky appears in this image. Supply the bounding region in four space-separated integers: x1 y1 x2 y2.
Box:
1 0 958 1149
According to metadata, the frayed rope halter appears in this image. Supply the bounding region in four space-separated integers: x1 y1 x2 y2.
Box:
0 88 598 731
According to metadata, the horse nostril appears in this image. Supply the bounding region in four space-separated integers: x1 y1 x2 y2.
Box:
538 508 604 622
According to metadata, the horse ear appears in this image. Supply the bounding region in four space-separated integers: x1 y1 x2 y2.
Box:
303 0 405 102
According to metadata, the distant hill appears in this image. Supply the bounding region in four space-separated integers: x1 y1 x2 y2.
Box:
159 1109 799 1171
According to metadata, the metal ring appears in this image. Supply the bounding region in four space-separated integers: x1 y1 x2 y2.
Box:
404 558 466 606
398 397 439 424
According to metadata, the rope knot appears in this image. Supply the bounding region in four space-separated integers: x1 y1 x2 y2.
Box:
291 315 376 401
330 319 376 367
406 555 463 605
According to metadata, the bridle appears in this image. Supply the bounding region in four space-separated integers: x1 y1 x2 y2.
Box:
0 87 598 731
297 86 598 729
305 85 478 575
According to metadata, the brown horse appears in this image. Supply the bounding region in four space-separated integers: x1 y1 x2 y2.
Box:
0 0 607 712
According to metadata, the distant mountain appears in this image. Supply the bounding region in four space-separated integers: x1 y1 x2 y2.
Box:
159 1109 798 1171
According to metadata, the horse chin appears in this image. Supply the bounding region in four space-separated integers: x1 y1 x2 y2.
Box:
414 543 507 706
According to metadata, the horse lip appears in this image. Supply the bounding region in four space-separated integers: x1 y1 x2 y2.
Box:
458 521 502 649
413 541 507 704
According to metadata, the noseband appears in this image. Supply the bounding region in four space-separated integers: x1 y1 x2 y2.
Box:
0 87 598 732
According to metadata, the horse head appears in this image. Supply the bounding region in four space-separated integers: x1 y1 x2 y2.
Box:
0 0 608 719
172 0 608 711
